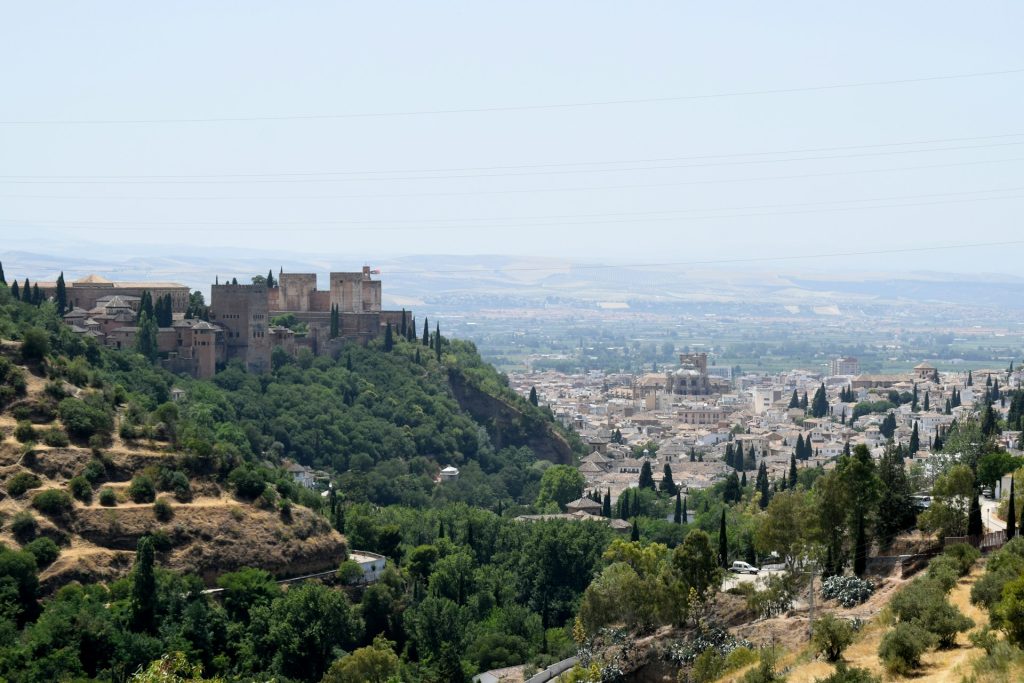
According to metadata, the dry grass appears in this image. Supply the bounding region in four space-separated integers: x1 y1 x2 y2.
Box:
774 564 1017 683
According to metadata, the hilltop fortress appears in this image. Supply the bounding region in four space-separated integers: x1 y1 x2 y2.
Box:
51 267 410 378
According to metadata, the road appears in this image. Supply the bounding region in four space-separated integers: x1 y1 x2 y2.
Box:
720 566 786 591
981 496 1006 532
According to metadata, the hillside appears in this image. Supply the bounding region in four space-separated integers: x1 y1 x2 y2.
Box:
0 285 579 590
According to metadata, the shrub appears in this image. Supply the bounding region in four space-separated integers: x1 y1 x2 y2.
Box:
153 497 173 522
740 649 784 683
67 475 93 503
148 529 173 552
691 648 725 683
10 511 38 543
43 380 68 401
23 537 60 568
747 573 797 618
6 471 42 496
128 475 156 503
924 556 960 593
338 560 364 585
229 466 266 500
14 420 36 443
895 578 973 647
812 663 880 683
99 488 117 507
994 574 1024 646
32 489 74 517
82 459 107 485
167 471 192 501
41 427 69 447
21 327 50 362
878 622 935 675
942 543 980 576
812 613 855 662
821 575 875 608
57 396 113 440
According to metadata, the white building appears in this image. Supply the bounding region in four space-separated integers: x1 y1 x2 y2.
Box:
349 551 387 583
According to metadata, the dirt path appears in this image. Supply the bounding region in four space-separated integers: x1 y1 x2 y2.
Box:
780 565 988 683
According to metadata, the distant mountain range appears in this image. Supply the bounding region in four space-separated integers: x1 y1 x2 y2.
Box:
5 248 1024 314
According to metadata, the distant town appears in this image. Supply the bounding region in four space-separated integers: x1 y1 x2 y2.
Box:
512 352 1021 505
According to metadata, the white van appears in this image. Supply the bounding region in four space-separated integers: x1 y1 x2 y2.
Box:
729 561 759 574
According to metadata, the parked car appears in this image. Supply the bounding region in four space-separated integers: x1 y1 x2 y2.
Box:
729 561 759 574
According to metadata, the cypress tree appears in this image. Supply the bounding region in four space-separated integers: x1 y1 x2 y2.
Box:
909 422 920 454
22 278 30 301
618 489 629 520
757 460 770 509
660 463 677 495
603 489 612 518
1007 476 1017 541
631 490 640 518
422 317 429 346
740 469 747 489
923 392 929 412
32 283 41 305
800 392 808 410
384 321 394 351
638 461 655 490
968 495 983 537
131 536 157 633
682 496 688 524
0 261 5 285
400 308 407 336
10 280 19 300
795 434 805 461
630 520 640 542
718 508 728 567
967 370 973 386
330 304 339 338
529 387 539 406
55 272 66 314
811 383 829 418
690 448 696 462
788 454 798 489
434 322 442 361
725 443 734 468
674 492 682 524
788 389 799 408
266 269 274 288
743 443 756 472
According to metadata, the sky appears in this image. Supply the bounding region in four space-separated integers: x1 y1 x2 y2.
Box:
2 2 1024 274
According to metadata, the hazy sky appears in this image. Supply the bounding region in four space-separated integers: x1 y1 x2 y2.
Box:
2 2 1024 273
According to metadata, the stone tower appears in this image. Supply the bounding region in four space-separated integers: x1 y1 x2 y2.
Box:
210 282 271 373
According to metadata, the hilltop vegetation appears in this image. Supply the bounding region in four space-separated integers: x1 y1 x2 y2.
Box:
0 279 609 681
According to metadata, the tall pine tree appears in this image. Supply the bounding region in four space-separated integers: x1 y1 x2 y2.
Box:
718 509 728 567
1006 476 1016 541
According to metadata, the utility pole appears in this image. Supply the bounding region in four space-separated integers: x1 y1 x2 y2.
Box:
807 562 816 640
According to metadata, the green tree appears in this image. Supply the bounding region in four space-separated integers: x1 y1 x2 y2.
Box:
529 386 538 406
216 567 280 622
251 582 364 680
909 422 920 454
919 464 975 539
675 529 721 597
0 260 5 284
755 489 816 571
134 311 159 361
660 462 678 495
534 465 585 512
322 635 400 683
20 326 50 362
383 321 393 352
638 460 656 490
131 536 158 633
812 613 855 662
10 279 19 300
811 383 829 418
55 271 66 314
674 491 682 524
1008 475 1017 540
876 444 915 547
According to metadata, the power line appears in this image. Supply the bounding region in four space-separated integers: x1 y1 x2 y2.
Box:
2 66 1022 125
3 156 1022 201
3 141 1023 185
5 189 1023 231
4 184 1019 227
4 131 1023 180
